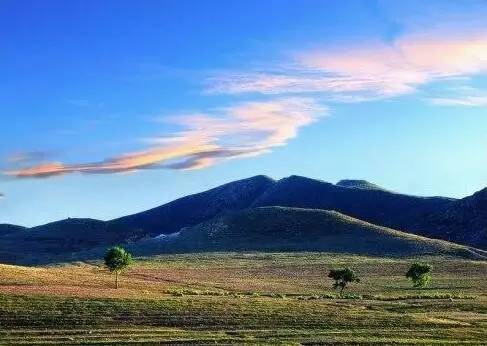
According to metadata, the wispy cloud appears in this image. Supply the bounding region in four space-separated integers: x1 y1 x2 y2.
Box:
206 31 487 101
428 87 487 107
429 96 487 107
6 151 54 164
4 98 325 178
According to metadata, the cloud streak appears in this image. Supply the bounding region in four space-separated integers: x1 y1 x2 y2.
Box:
429 96 487 107
4 98 325 178
427 87 487 107
6 151 55 164
206 31 487 101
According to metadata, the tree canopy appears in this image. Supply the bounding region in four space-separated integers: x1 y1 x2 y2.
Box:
406 262 432 288
104 246 133 288
328 268 360 294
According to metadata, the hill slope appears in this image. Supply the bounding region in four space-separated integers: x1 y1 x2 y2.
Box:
0 218 143 264
111 175 275 236
133 207 484 259
252 175 454 233
415 188 487 249
0 224 27 235
0 175 276 264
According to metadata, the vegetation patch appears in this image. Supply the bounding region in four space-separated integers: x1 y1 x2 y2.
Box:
0 252 485 344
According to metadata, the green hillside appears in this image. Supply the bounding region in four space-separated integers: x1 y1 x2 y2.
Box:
140 207 486 259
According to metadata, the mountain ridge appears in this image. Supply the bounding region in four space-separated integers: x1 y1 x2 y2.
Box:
110 175 275 236
1 174 486 264
336 179 389 191
252 175 455 233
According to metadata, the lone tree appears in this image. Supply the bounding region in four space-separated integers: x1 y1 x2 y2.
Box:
328 268 360 294
406 262 432 288
104 246 133 289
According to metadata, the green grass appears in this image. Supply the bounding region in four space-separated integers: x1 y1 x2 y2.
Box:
0 252 486 344
161 208 485 259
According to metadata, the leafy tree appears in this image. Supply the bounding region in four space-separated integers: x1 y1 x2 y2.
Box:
406 262 432 288
328 268 360 294
104 246 133 289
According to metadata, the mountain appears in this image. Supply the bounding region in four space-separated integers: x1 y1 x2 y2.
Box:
250 176 487 249
110 175 275 236
415 188 487 249
0 224 27 235
336 179 388 191
0 176 276 264
252 175 455 234
1 174 487 264
130 207 485 259
0 218 144 264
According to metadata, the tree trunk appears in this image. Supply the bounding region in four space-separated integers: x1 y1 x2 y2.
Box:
340 285 345 294
115 271 119 289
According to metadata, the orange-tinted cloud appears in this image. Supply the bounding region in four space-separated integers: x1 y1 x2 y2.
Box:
5 142 218 177
5 98 325 178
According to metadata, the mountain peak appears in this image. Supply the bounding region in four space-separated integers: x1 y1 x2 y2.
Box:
247 174 275 182
37 218 104 227
282 175 333 186
336 179 387 191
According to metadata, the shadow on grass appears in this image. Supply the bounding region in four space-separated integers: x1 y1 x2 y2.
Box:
385 285 473 291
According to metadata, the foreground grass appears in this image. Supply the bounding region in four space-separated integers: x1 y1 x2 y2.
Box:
0 252 486 344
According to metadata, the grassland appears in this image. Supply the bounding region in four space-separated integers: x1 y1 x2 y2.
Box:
0 252 486 344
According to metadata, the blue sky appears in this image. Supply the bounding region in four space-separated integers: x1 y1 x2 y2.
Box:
1 0 487 226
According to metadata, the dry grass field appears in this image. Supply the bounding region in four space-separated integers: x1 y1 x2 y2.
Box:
0 252 486 344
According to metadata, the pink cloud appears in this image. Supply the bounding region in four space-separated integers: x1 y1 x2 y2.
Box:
206 31 487 101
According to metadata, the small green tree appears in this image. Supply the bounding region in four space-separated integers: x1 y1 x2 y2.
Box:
406 262 432 288
104 246 133 289
328 268 360 294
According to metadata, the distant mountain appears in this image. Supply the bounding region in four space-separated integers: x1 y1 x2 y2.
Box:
110 175 275 236
1 174 487 264
416 188 487 249
131 207 485 259
336 179 388 191
0 218 144 263
0 176 276 264
252 175 454 234
0 224 26 235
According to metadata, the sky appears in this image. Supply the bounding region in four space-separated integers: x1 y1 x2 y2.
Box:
1 0 487 227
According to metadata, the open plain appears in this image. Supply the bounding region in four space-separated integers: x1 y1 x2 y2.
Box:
0 252 485 345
